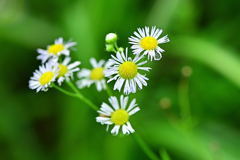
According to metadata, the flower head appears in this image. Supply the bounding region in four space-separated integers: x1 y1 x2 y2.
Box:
29 62 59 92
104 48 151 95
37 37 76 63
57 57 81 85
128 26 170 61
76 58 113 91
96 95 140 135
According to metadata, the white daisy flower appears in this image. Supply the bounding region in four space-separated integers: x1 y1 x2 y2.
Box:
76 58 113 91
29 62 59 92
104 48 151 95
37 37 77 63
128 26 170 61
57 57 81 85
96 95 140 135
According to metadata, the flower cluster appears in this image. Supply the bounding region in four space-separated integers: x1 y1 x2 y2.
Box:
28 26 169 136
96 26 169 134
29 37 81 92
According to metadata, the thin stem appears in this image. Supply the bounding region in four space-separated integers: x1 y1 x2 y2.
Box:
66 81 99 111
54 82 159 160
178 77 191 122
159 148 171 160
66 81 83 97
114 42 119 51
52 83 77 97
112 48 117 53
76 94 99 111
105 84 113 97
132 133 160 160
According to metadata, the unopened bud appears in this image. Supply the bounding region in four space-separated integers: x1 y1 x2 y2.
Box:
105 33 117 44
118 47 124 52
106 44 114 52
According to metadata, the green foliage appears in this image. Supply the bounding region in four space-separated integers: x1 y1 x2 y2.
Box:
1 0 240 159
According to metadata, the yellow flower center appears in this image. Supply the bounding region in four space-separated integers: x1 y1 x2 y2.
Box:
140 36 158 50
39 71 54 85
90 67 104 80
119 61 137 79
57 64 68 77
48 44 64 55
111 109 129 125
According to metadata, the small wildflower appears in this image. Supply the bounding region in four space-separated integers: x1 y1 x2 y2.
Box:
96 95 140 135
128 26 170 61
76 58 113 91
104 48 151 95
37 37 76 63
29 62 59 92
57 57 81 85
105 33 117 44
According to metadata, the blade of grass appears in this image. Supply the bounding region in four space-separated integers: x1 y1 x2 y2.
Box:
170 36 240 89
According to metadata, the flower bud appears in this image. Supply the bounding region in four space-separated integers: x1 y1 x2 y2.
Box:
118 47 124 52
105 33 117 44
106 44 114 52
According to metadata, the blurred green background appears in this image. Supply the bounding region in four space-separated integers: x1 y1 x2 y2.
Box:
1 0 240 159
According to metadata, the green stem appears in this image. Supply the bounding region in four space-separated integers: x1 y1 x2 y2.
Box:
112 48 117 54
132 133 160 160
159 148 171 160
114 42 119 51
66 81 99 111
76 94 99 111
66 81 82 97
54 83 159 160
178 77 191 122
52 83 77 97
105 84 113 97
